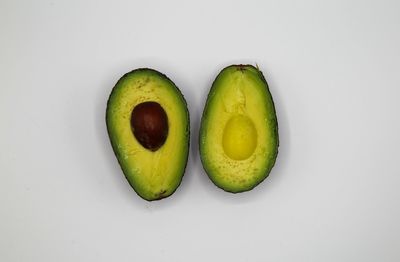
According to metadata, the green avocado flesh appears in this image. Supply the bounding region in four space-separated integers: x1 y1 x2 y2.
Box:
106 69 190 201
199 65 279 193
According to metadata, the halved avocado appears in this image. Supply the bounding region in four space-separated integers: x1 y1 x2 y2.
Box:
106 68 189 201
199 65 279 193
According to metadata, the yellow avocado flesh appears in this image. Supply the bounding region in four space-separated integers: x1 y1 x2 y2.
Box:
200 65 278 193
106 69 189 200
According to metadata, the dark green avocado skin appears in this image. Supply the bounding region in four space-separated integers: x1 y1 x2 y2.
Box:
106 68 190 201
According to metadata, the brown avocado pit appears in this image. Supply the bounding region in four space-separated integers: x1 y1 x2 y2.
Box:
130 101 168 151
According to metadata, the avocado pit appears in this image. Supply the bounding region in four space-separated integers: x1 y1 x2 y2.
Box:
131 101 168 151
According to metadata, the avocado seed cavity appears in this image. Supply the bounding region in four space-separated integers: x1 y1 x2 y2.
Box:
222 115 257 160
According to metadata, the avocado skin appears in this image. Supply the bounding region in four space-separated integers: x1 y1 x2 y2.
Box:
106 68 190 201
199 64 279 193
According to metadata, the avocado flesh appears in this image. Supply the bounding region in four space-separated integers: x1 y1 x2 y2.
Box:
106 69 189 201
199 65 278 193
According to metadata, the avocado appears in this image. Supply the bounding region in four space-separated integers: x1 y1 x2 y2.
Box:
106 68 190 201
199 65 278 193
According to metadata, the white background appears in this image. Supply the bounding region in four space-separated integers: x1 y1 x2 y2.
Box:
1 0 399 261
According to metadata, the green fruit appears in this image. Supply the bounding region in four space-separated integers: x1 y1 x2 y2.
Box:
106 69 190 201
199 65 279 193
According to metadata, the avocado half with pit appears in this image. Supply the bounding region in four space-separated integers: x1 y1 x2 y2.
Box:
199 65 279 193
106 68 189 201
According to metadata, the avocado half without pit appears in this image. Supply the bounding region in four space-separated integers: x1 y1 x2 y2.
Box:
199 65 279 193
106 69 190 201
